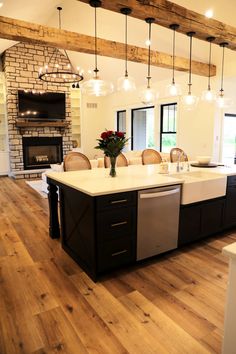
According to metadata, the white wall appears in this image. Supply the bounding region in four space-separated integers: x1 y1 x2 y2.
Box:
80 95 107 159
212 78 236 161
176 75 216 159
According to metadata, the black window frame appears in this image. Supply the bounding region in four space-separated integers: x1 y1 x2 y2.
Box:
224 113 236 164
116 110 126 132
160 102 177 152
131 106 154 150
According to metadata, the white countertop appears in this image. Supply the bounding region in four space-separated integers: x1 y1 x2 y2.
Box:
46 162 236 197
193 164 236 176
169 162 236 176
46 164 183 196
223 243 236 260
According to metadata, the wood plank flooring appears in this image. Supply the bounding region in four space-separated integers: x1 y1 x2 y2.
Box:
0 176 235 354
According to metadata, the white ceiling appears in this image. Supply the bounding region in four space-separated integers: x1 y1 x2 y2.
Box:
0 0 236 87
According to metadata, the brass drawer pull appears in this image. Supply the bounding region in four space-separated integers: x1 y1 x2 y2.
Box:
111 199 128 204
112 249 128 257
111 221 128 227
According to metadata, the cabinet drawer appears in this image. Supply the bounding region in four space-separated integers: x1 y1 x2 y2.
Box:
96 191 136 211
97 238 135 272
227 175 236 186
97 207 136 241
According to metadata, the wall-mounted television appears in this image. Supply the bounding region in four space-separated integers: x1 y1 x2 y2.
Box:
18 91 66 120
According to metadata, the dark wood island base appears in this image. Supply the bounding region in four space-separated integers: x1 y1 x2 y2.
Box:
47 171 236 282
47 177 137 281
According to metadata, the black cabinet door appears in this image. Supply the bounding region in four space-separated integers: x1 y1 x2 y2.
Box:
178 198 225 246
224 185 236 228
201 199 224 237
178 204 201 246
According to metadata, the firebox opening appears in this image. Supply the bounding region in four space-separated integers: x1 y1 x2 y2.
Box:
22 137 63 170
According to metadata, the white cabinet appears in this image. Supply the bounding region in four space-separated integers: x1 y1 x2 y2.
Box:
0 73 9 175
70 88 81 148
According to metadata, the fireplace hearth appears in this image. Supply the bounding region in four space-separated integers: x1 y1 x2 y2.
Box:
22 137 63 170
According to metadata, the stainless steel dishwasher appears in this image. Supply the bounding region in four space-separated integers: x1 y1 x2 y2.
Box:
137 185 181 261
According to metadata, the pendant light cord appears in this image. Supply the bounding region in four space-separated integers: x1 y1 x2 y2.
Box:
147 21 152 88
47 7 62 72
94 6 98 77
58 7 62 30
172 28 176 85
125 13 128 76
220 45 225 94
188 34 193 95
208 41 212 90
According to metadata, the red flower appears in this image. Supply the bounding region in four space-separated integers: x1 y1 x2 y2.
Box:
95 129 129 156
101 131 108 139
116 131 124 138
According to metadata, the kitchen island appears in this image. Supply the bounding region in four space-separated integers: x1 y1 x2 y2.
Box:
47 165 183 280
46 163 236 280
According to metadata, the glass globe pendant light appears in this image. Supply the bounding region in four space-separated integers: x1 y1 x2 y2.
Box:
166 24 182 97
140 18 158 105
201 36 216 102
81 0 113 96
216 42 233 108
117 8 136 92
181 32 199 110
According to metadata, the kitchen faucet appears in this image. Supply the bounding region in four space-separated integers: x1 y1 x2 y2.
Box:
176 151 185 172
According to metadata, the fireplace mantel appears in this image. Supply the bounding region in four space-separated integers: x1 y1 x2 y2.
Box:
16 120 69 128
15 120 70 134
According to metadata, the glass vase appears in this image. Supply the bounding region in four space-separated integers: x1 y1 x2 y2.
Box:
109 156 117 177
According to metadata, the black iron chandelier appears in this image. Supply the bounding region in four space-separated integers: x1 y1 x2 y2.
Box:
38 7 83 85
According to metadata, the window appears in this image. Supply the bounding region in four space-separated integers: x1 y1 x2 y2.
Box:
131 106 154 150
117 110 126 132
222 114 236 165
160 103 177 152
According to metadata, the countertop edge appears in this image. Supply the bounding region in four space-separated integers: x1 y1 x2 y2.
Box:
46 173 182 197
222 243 236 260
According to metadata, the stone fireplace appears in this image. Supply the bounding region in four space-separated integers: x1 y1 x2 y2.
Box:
22 137 63 170
2 42 73 179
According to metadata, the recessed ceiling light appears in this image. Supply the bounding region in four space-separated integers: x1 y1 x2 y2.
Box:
205 9 213 18
0 2 3 8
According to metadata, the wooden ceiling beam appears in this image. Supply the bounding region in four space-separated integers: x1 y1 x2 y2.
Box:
78 0 236 51
0 15 215 76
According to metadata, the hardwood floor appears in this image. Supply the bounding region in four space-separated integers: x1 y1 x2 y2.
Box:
0 176 235 353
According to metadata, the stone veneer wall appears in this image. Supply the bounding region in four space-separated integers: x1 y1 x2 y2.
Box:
2 42 73 179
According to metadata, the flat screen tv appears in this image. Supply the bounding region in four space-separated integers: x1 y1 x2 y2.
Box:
18 91 66 120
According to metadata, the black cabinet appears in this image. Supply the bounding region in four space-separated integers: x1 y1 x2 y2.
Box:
178 197 225 246
201 198 225 236
96 191 136 272
59 185 136 280
224 176 236 228
97 238 135 272
49 174 236 281
178 204 201 245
